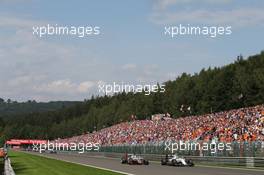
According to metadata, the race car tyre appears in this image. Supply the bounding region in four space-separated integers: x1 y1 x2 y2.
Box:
161 159 166 165
177 162 183 166
128 159 133 165
143 160 149 165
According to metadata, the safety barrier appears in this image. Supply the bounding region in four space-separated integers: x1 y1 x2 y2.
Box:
99 141 264 157
4 157 16 175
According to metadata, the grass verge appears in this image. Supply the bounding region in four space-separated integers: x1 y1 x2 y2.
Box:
9 151 123 175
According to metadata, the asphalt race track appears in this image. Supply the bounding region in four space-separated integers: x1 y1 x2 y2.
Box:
28 152 264 175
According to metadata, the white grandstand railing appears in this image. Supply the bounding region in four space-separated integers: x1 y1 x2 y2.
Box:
4 157 16 175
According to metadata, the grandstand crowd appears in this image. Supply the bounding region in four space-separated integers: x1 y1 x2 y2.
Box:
54 105 264 146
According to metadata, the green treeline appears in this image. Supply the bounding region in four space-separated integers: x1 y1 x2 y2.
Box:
0 51 264 144
0 100 80 118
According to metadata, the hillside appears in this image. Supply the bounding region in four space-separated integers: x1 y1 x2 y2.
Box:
1 51 264 144
0 100 81 118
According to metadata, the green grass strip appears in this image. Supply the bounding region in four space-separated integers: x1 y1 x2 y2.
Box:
9 151 123 175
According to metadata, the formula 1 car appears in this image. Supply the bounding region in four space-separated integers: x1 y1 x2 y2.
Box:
121 154 149 165
161 154 194 167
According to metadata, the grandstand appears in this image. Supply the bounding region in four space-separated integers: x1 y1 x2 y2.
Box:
54 105 264 146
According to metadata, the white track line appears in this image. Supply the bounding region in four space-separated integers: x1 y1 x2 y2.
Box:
54 158 135 175
195 164 264 172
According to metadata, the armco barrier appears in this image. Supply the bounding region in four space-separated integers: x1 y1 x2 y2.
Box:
4 157 16 175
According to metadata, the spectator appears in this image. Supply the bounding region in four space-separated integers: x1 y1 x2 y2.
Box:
54 105 264 146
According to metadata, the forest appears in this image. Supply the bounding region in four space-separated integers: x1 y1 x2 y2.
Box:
0 100 80 118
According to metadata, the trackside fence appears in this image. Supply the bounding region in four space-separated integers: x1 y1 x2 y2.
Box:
99 141 264 157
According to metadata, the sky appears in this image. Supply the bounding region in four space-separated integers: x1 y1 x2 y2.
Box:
0 0 264 102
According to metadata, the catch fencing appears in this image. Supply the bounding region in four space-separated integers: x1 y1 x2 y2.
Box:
99 141 264 157
89 141 264 168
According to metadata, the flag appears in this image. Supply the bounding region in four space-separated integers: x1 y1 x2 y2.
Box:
238 93 243 99
180 105 184 112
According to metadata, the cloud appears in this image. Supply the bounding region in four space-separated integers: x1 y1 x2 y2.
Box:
34 80 75 94
1 73 98 101
0 16 76 64
33 80 96 94
143 64 159 76
0 15 102 101
77 81 96 93
121 64 137 71
151 0 264 27
0 14 184 101
154 0 232 10
150 8 264 26
0 16 48 29
7 75 46 87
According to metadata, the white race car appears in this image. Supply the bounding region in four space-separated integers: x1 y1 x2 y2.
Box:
161 154 194 167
